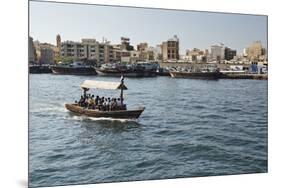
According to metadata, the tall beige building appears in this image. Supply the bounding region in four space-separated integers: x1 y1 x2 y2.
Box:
56 34 61 58
162 35 179 62
246 41 265 61
136 42 148 61
112 44 121 62
137 43 148 52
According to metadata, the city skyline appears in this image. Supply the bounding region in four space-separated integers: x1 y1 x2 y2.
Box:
29 1 267 54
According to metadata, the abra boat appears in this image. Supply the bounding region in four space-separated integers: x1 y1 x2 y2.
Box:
65 77 145 119
52 62 97 75
65 104 145 119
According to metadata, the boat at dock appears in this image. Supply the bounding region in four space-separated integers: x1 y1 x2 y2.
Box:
169 64 222 80
170 71 222 79
170 65 221 79
52 62 97 75
220 73 267 80
96 62 157 77
156 67 171 76
65 77 145 119
29 64 52 74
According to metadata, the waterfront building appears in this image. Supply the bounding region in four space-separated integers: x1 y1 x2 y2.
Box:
245 41 266 61
120 37 134 51
224 47 237 60
162 35 180 62
61 38 114 64
56 34 61 58
130 50 141 63
135 43 156 61
137 42 149 61
210 43 225 61
243 48 248 57
40 47 54 64
33 40 41 61
32 41 56 64
180 55 190 62
112 44 121 63
101 42 114 64
137 43 148 52
147 47 155 61
29 36 36 63
120 50 131 63
154 44 163 61
185 48 207 63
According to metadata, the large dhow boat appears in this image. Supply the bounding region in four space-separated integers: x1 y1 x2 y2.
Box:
169 65 222 80
52 61 97 75
65 77 145 119
95 62 158 77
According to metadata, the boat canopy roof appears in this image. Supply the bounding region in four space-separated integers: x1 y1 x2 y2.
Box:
80 80 128 90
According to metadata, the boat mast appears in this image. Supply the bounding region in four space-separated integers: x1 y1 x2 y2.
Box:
120 75 124 106
82 87 89 97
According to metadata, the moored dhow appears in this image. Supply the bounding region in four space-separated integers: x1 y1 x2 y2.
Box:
170 69 222 79
52 62 97 75
96 62 158 77
65 77 145 119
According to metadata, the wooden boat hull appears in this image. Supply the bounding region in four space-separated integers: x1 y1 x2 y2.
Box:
65 104 145 119
52 66 97 75
169 71 222 80
96 68 157 77
29 65 52 74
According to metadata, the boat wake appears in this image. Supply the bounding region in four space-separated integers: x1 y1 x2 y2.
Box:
89 117 138 123
69 114 138 123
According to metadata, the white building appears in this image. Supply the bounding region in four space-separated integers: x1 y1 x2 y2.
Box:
210 44 225 61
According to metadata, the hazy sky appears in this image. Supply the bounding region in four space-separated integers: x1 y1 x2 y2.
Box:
29 1 267 54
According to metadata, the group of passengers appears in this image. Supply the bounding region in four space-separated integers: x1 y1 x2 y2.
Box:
76 94 126 111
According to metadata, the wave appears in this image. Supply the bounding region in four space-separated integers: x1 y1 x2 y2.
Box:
30 104 67 113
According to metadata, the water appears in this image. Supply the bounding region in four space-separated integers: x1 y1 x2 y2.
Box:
29 74 268 187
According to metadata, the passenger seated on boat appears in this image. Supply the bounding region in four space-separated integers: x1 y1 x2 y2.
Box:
91 97 97 109
88 96 95 109
83 96 89 109
116 98 122 110
109 98 113 111
106 98 111 111
95 96 100 107
78 95 85 107
101 99 107 111
98 98 102 110
111 98 118 111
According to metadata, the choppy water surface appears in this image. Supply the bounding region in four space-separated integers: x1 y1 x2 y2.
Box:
29 74 267 187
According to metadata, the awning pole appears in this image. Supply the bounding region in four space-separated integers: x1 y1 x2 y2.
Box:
120 75 124 106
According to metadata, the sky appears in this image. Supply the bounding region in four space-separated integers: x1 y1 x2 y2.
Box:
29 1 267 54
